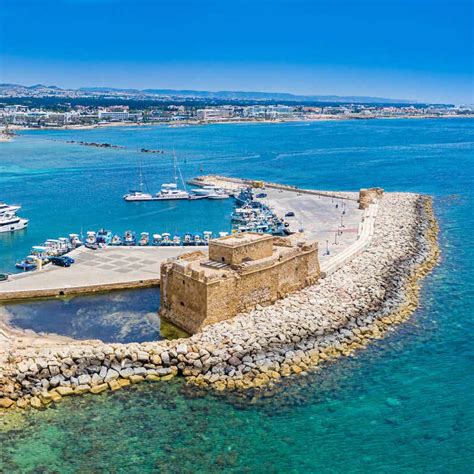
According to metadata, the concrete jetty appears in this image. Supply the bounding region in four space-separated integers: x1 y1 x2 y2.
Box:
0 179 364 302
0 246 188 301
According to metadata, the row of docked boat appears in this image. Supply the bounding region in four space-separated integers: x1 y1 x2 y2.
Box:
0 202 28 233
84 229 229 247
15 235 81 271
123 152 231 201
124 183 230 201
232 188 289 236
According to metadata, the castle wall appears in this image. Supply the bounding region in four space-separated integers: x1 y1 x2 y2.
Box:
209 234 273 265
160 238 320 334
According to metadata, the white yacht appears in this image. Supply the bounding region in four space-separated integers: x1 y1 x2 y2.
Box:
0 202 21 215
207 190 230 200
124 152 191 201
155 151 190 200
0 211 28 233
155 182 190 200
124 190 154 201
191 184 229 199
124 159 154 201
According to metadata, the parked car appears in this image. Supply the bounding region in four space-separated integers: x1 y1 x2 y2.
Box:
49 256 72 267
61 256 75 264
285 211 295 217
0 273 9 281
256 193 267 198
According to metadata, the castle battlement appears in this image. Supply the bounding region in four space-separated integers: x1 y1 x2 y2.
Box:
159 232 320 334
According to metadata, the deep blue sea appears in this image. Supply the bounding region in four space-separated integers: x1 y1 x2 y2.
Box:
0 119 473 472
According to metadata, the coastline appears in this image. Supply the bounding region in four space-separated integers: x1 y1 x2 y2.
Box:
6 114 474 135
0 189 439 411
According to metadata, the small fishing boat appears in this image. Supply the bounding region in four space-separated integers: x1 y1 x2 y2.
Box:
138 232 150 246
30 246 50 262
194 233 202 246
86 231 97 246
161 233 171 246
57 237 71 254
16 255 37 271
123 230 136 246
152 234 162 246
96 229 112 245
183 233 193 246
44 239 61 256
203 231 213 244
173 235 181 245
69 233 83 248
110 234 123 246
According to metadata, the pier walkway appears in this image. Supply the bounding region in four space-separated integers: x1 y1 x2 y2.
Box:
0 178 372 303
0 246 188 301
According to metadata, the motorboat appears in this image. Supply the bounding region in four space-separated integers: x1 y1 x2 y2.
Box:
57 237 71 254
30 246 50 261
207 191 229 199
172 235 181 246
188 193 207 200
86 231 97 245
194 233 202 246
110 234 123 246
152 234 162 246
44 239 61 256
69 234 83 248
0 203 21 215
97 229 112 245
183 233 193 246
203 231 213 244
123 230 136 246
218 232 229 238
124 190 154 201
15 255 37 271
138 232 150 246
191 184 229 200
161 233 171 245
0 210 28 233
155 182 190 200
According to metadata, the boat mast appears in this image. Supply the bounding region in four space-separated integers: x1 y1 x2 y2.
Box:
137 156 149 193
173 150 187 191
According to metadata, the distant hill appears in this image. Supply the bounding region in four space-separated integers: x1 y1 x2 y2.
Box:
81 87 416 104
0 83 417 104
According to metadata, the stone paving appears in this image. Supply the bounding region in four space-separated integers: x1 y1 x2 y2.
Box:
0 246 189 301
255 188 363 262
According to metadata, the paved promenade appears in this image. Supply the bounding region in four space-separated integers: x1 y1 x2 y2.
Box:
0 246 188 301
255 188 363 263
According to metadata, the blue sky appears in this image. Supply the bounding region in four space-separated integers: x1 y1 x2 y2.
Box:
0 0 472 103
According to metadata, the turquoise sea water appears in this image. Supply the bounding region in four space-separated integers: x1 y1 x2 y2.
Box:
0 119 473 472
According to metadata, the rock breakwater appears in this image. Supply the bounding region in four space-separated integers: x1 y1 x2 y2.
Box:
0 193 439 410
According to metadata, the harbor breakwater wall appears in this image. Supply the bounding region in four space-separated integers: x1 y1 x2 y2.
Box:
0 192 439 410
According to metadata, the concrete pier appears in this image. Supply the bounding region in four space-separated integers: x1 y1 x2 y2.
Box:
0 179 367 302
0 246 189 301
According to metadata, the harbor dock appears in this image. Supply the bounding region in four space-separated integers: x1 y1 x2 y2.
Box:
0 178 368 302
0 246 188 301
